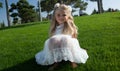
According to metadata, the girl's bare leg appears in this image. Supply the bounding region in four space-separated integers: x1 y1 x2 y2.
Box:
71 62 78 68
48 63 58 71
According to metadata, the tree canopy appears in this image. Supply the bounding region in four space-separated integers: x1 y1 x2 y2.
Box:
74 0 88 10
0 2 2 8
40 0 88 16
9 0 37 24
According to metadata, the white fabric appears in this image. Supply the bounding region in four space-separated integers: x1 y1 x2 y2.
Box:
35 24 89 65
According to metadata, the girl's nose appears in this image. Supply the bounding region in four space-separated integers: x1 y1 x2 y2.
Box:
59 15 65 19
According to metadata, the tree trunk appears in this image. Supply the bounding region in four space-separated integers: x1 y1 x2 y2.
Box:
97 0 103 13
79 9 83 16
38 0 42 21
5 0 10 27
100 0 103 13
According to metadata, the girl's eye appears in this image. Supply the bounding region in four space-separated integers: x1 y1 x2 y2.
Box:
63 14 66 16
57 14 60 17
57 14 66 17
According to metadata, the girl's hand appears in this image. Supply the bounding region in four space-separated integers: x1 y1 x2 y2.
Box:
72 34 77 38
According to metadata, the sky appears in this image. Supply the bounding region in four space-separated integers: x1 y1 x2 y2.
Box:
0 0 120 26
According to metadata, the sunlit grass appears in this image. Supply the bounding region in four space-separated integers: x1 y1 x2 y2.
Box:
0 12 120 71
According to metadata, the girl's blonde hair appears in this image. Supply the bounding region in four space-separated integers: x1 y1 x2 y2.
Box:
49 4 78 38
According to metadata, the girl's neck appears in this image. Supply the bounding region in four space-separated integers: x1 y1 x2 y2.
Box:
56 23 64 29
58 23 64 26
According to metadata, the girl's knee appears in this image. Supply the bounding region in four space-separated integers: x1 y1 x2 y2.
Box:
61 37 69 43
49 37 61 49
49 37 60 44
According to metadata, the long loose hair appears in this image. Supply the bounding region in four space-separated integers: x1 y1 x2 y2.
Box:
49 4 78 38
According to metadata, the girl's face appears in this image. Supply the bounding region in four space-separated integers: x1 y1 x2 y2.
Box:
55 10 68 25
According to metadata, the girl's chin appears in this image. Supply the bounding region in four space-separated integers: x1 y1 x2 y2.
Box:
58 22 65 24
58 23 64 26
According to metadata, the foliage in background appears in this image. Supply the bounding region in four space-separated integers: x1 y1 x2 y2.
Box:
40 0 88 18
91 9 98 14
0 2 2 8
9 0 37 24
91 8 120 15
90 0 103 13
74 0 88 16
0 21 5 28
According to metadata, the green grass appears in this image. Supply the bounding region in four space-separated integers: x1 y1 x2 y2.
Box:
0 12 120 71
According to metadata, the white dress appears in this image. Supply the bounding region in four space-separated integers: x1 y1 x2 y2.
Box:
35 24 89 65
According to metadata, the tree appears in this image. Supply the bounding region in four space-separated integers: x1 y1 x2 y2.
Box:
107 8 112 12
40 0 58 19
57 0 79 4
91 9 98 14
9 0 37 24
0 21 5 28
0 2 3 27
74 0 88 16
90 0 103 13
40 0 88 18
0 2 2 8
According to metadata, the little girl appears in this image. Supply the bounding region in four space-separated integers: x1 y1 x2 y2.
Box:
35 3 88 70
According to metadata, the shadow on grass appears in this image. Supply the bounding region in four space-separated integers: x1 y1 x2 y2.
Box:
1 58 75 71
0 21 49 30
0 23 36 30
112 16 120 20
1 58 48 71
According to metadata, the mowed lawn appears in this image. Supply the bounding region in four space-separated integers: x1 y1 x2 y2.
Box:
0 12 120 71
